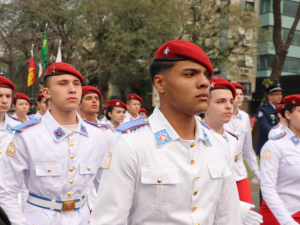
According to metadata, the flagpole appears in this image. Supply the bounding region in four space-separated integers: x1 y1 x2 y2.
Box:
31 44 34 111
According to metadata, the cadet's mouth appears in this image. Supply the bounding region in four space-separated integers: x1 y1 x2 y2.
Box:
196 93 208 100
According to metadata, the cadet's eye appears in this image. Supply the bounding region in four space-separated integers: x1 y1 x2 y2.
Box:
185 73 194 77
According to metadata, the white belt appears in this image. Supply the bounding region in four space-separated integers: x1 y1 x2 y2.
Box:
27 193 85 213
235 151 243 162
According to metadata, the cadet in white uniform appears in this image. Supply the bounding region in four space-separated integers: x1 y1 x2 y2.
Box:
205 78 263 225
268 104 287 139
224 82 260 204
34 93 48 118
259 94 300 225
123 94 142 123
104 99 126 128
0 62 108 225
91 40 242 225
11 93 31 122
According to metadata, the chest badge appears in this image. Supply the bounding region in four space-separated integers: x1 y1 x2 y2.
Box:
154 129 172 147
6 142 16 157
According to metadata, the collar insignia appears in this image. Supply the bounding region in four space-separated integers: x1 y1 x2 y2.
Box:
291 135 299 145
54 127 65 140
155 129 172 147
6 124 13 133
80 124 88 135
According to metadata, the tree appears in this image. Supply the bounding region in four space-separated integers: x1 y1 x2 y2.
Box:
270 0 300 82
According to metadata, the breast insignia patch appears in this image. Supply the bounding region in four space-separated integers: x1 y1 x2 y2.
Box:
6 142 16 157
262 149 271 159
103 152 113 170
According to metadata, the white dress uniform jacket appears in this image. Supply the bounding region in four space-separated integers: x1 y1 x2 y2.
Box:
0 110 108 225
260 127 300 225
123 110 140 123
224 109 259 181
12 113 31 122
34 110 43 118
268 123 284 139
91 107 242 225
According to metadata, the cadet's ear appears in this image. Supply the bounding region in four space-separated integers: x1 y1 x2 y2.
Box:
285 110 291 121
153 74 165 94
42 88 51 100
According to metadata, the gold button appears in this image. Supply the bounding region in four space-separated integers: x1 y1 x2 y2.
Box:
192 206 197 212
234 129 237 131
296 161 298 163
70 142 74 146
67 191 71 196
48 168 51 172
196 223 200 225
70 155 74 159
0 140 1 143
0 151 2 154
69 179 73 184
191 142 195 148
88 221 90 223
196 176 200 179
87 167 90 171
69 167 74 172
234 123 236 125
70 132 73 136
190 160 195 165
194 190 198 196
157 178 162 183
222 172 224 176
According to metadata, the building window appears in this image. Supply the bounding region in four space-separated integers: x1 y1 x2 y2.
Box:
283 1 299 17
239 83 251 95
258 54 300 73
261 0 272 14
262 26 300 46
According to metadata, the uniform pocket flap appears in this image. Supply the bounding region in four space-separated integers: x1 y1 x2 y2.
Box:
242 127 248 132
80 162 97 174
208 162 232 179
141 167 179 184
286 157 300 165
35 163 62 176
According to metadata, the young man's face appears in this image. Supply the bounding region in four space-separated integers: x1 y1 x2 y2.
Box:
127 99 141 115
13 99 29 116
43 75 82 112
0 87 12 114
139 112 147 118
157 60 210 115
233 88 243 108
79 93 100 114
207 89 234 124
286 106 300 131
109 107 126 123
268 91 282 105
37 97 48 114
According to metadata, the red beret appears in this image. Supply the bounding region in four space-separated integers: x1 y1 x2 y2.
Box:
45 62 84 84
283 95 300 105
140 108 148 114
106 99 127 109
12 93 30 104
209 78 236 99
37 93 44 98
275 104 285 110
154 40 213 78
126 94 142 103
232 82 244 91
0 76 15 91
82 86 101 99
103 104 108 110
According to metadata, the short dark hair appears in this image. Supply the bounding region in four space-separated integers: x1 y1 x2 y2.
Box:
44 76 50 88
39 82 44 85
45 99 50 107
105 106 114 121
282 104 298 120
12 98 18 105
274 109 281 121
149 60 176 83
37 96 45 103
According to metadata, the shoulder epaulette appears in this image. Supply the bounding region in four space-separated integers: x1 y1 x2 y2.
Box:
270 132 286 141
117 118 149 133
225 130 238 140
7 114 22 123
199 121 211 130
272 124 280 129
12 117 42 132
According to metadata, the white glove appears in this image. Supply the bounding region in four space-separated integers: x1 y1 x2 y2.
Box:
244 204 263 225
284 221 299 225
251 170 260 184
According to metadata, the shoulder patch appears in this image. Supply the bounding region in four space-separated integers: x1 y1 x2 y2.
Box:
225 130 238 140
7 114 22 123
103 151 113 170
262 149 271 159
12 117 42 132
200 121 211 130
270 132 286 141
117 118 149 133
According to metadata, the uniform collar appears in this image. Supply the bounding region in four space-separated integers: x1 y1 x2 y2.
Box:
1 113 14 134
43 110 89 142
148 107 210 147
35 111 42 118
211 129 229 142
286 127 300 146
233 108 242 120
125 111 139 121
269 101 276 110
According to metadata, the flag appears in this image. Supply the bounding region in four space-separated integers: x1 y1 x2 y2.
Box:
56 45 62 62
38 28 48 77
27 50 35 87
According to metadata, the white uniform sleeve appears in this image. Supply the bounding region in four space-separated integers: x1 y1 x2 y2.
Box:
0 133 29 225
91 137 137 225
260 141 294 225
213 172 242 225
242 116 259 172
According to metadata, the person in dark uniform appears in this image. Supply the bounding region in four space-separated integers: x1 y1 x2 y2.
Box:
0 207 11 225
256 82 283 157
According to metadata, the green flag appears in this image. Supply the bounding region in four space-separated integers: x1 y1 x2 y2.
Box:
39 29 48 68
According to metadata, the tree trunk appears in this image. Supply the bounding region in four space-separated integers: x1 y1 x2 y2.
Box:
270 49 288 82
8 45 14 82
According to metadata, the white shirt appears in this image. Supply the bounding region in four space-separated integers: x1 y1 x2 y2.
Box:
123 110 140 123
260 127 300 225
91 107 242 225
12 113 31 122
268 123 285 139
224 109 259 181
0 110 108 225
34 110 43 118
